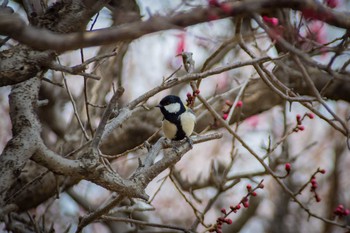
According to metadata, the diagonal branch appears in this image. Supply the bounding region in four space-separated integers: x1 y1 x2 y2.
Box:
76 195 125 233
92 86 124 148
132 133 223 189
1 0 348 52
292 55 349 137
196 93 350 230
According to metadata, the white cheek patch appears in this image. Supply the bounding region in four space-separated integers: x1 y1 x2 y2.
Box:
180 111 196 137
164 103 181 113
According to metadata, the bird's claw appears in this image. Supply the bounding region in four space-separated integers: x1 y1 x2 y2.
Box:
172 146 180 155
185 136 193 149
170 137 193 155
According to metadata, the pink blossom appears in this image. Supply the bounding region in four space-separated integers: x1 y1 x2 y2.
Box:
309 21 326 45
285 163 291 172
245 115 259 128
208 0 220 7
302 9 321 20
175 33 186 55
220 3 232 14
325 0 339 8
262 16 279 27
236 100 243 107
208 12 220 21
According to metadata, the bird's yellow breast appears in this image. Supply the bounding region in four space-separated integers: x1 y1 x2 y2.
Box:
180 111 196 137
162 119 177 139
161 109 196 140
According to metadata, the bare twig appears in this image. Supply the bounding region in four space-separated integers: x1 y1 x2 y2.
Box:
61 71 90 140
101 129 160 159
128 56 273 110
169 172 205 227
48 62 101 80
101 216 192 233
132 133 223 190
196 93 350 230
253 14 350 82
292 55 349 137
76 195 125 233
91 87 124 149
2 0 350 52
147 174 169 204
226 77 250 123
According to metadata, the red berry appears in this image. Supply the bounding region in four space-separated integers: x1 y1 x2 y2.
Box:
259 183 264 189
319 169 326 174
251 191 257 197
296 114 301 121
311 177 317 185
236 100 243 107
194 89 200 95
334 205 347 216
222 113 228 120
262 16 279 26
225 218 232 224
221 208 226 214
246 184 252 191
208 0 220 7
315 195 321 202
243 201 249 208
220 3 232 14
285 163 291 172
302 9 318 20
307 113 315 119
325 0 339 8
236 204 241 210
298 125 305 131
296 114 302 126
208 12 220 21
225 100 233 107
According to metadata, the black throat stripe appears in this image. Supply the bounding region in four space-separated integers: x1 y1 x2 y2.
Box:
165 113 186 141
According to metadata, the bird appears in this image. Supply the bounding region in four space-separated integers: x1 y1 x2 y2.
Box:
156 95 196 141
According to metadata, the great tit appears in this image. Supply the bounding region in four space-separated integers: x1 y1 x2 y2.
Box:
157 95 196 141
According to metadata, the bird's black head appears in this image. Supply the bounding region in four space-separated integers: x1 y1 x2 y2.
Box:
159 95 182 107
157 95 186 119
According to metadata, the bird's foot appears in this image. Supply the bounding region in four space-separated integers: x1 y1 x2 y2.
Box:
172 146 180 155
185 136 193 149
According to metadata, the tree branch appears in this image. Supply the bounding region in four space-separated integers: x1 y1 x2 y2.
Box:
0 77 41 206
1 0 348 52
132 133 223 189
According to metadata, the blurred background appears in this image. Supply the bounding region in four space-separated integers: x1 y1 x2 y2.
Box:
1 0 350 232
